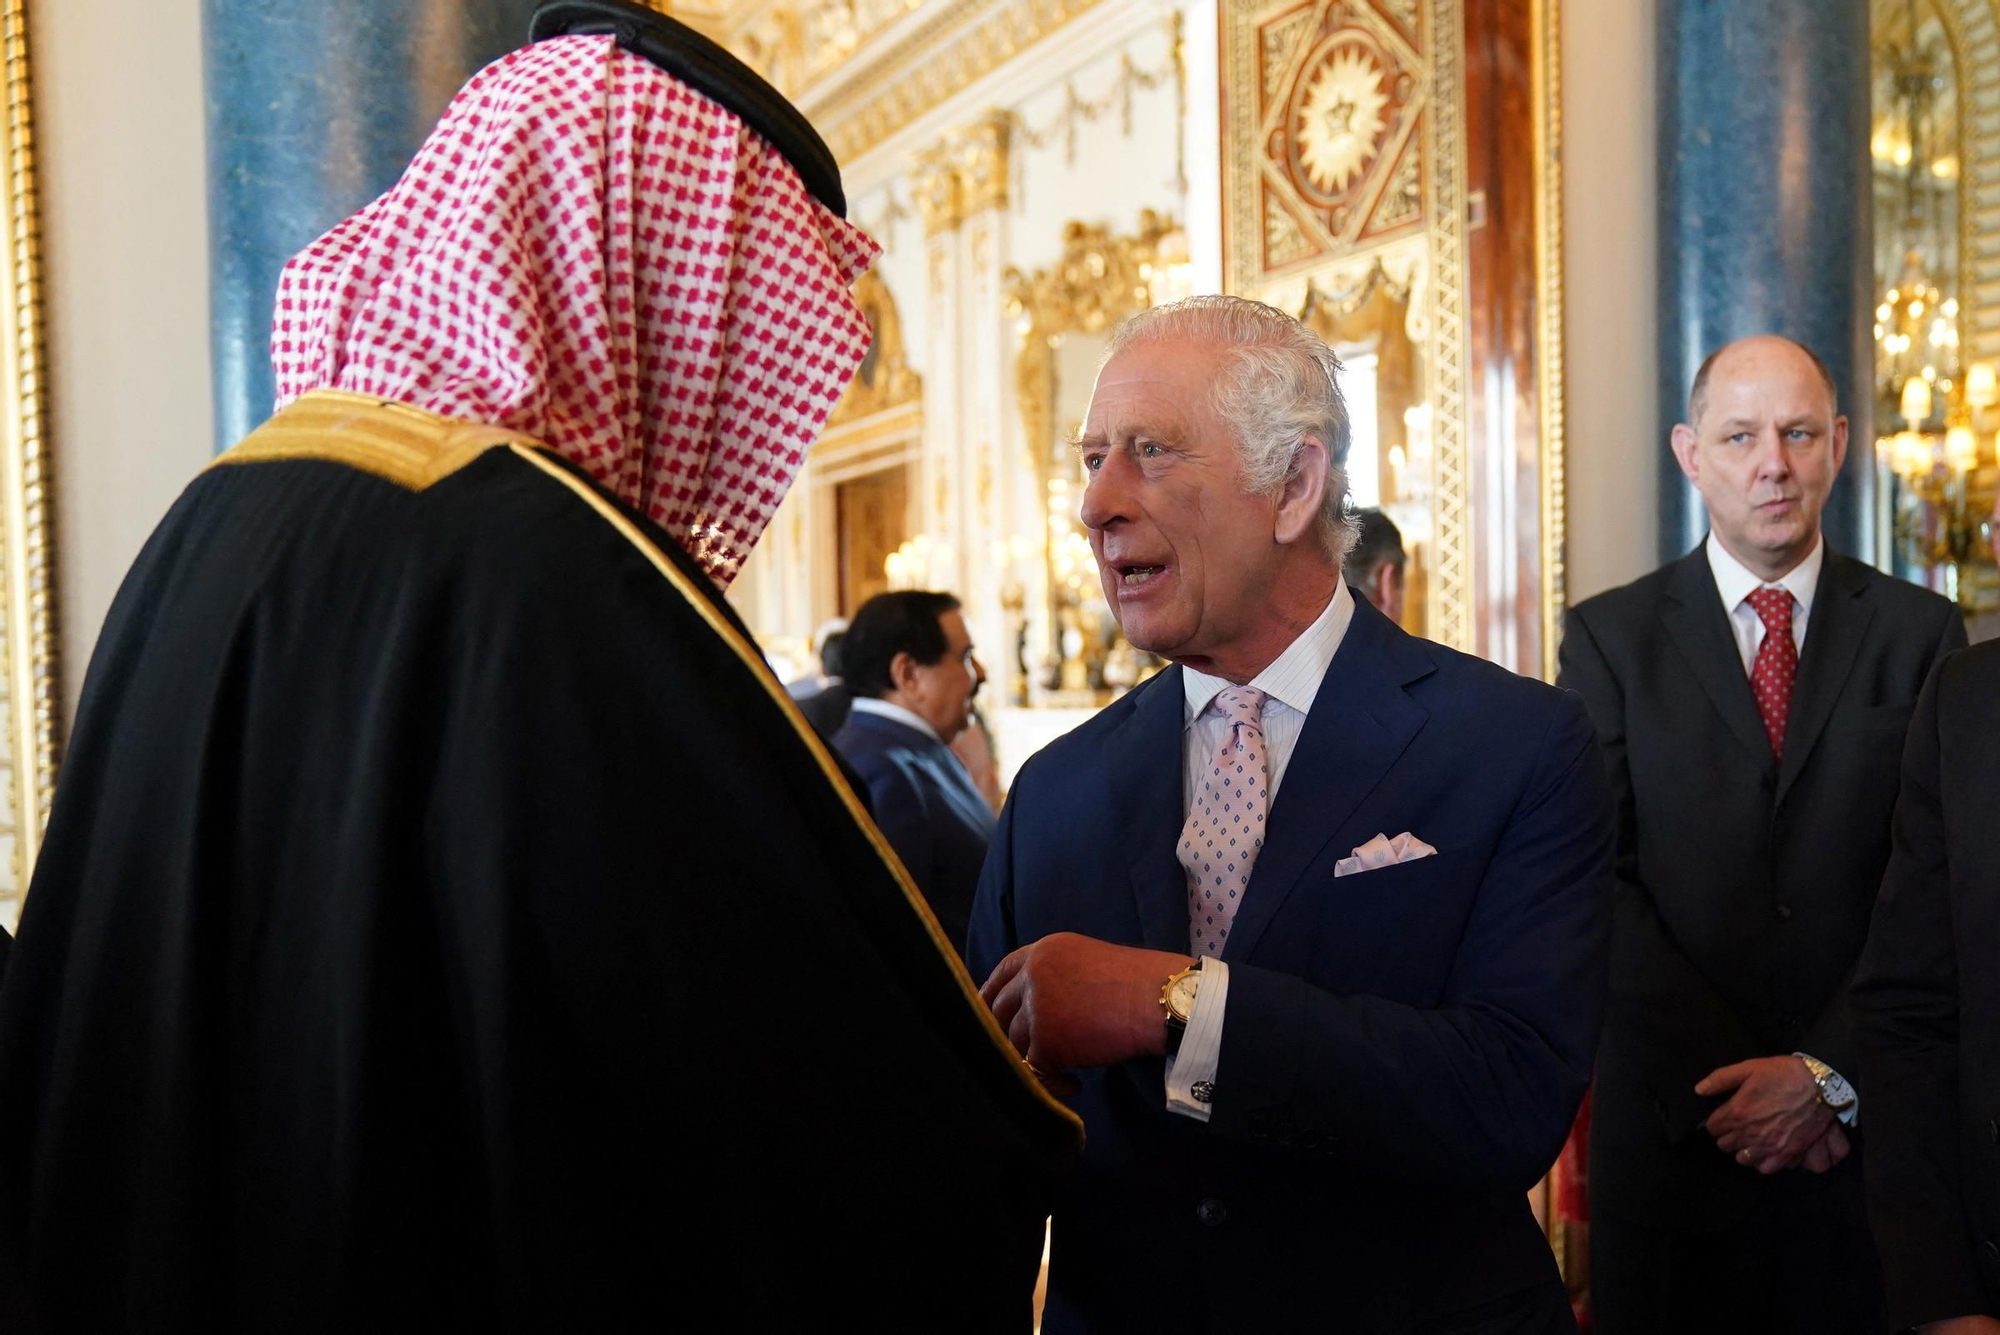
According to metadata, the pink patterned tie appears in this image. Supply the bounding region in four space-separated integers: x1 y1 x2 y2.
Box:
1179 685 1271 956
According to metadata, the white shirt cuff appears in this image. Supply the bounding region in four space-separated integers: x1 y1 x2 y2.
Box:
1165 960 1229 1122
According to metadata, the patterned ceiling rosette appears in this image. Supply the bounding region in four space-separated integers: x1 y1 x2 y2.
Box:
1249 1 1428 279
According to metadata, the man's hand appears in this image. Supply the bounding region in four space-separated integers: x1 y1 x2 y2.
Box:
1797 1122 1850 1174
1916 1318 2000 1335
980 932 1193 1075
1697 1055 1834 1174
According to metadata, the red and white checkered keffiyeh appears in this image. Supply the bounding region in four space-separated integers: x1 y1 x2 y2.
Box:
271 35 877 585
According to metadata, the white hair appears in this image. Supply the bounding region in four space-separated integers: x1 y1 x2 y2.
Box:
1102 294 1358 561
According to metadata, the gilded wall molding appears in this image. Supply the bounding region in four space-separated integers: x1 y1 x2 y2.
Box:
0 0 61 903
1534 0 1566 681
1004 210 1179 469
825 268 924 429
1223 0 1474 653
1423 0 1472 654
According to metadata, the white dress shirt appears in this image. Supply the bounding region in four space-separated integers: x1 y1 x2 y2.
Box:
1702 532 1857 1126
1166 581 1355 1121
1706 532 1821 672
848 696 942 744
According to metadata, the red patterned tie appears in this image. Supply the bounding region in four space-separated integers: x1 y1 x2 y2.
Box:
1745 587 1797 758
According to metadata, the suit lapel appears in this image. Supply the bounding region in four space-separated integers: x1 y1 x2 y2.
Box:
1112 667 1197 951
1775 552 1874 805
1222 599 1432 963
1660 548 1775 776
921 746 995 830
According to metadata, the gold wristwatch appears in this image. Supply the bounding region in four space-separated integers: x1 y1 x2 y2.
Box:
1796 1054 1857 1113
1161 959 1202 1056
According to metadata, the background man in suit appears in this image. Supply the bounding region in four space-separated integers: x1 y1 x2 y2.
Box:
787 616 853 737
1348 507 1407 624
1853 642 2000 1335
1560 335 1966 1334
834 590 993 954
971 295 1614 1333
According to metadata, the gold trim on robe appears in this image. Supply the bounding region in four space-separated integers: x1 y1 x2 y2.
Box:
211 388 1085 1140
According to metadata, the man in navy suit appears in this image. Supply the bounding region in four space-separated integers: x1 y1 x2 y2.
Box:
970 295 1614 1333
833 590 993 957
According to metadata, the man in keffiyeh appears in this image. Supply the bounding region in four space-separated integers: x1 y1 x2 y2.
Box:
0 5 1077 1330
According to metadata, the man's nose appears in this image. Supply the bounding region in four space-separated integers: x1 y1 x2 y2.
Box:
1079 454 1131 532
1753 429 1793 479
972 655 987 686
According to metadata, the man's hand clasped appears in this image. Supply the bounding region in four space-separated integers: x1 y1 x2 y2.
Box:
1697 1055 1848 1175
980 932 1193 1097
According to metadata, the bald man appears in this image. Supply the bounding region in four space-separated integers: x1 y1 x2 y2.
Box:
1558 336 1965 1334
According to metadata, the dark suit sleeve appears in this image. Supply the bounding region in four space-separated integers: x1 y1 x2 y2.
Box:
1203 693 1614 1191
850 753 937 899
966 790 1021 982
1852 652 1990 1329
1558 604 1760 1137
1799 603 1967 1081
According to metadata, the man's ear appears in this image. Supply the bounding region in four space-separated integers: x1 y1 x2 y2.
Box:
1669 423 1701 486
1275 435 1331 546
1830 414 1849 474
1371 562 1398 611
887 650 919 696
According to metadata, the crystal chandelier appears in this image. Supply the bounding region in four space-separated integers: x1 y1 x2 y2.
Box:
1871 0 1998 610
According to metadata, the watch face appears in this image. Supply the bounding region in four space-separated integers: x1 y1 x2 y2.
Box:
1167 971 1201 1021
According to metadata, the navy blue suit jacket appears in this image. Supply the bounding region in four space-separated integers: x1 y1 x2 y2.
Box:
834 709 996 958
969 599 1615 1334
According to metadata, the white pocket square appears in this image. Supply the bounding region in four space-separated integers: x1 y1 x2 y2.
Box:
1333 831 1438 878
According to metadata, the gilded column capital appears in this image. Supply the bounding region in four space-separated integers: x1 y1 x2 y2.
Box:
912 148 963 236
955 111 1011 217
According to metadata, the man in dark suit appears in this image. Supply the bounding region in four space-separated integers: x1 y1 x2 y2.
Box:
971 295 1614 1333
1559 335 1966 1334
1852 643 2000 1335
788 617 854 737
833 590 992 955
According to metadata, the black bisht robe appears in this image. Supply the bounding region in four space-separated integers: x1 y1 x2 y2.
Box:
0 392 1078 1332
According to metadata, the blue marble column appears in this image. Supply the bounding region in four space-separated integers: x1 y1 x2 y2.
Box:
203 0 540 450
1657 0 1875 563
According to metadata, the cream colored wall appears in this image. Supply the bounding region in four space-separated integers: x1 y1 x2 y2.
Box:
35 0 215 719
1561 0 1661 602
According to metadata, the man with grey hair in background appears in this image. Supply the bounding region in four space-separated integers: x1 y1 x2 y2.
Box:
971 295 1615 1332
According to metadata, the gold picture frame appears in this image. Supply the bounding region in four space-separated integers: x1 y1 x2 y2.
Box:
1221 0 1567 680
0 0 61 920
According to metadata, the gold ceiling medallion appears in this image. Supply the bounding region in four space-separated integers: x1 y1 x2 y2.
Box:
1296 43 1390 195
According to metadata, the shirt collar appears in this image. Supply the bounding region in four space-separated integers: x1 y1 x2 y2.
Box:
1182 580 1354 724
849 696 943 744
1705 530 1824 621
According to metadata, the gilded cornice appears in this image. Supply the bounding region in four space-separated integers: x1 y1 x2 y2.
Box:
721 0 1110 166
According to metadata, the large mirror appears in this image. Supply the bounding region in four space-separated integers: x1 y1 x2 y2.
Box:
0 4 62 930
1005 210 1187 706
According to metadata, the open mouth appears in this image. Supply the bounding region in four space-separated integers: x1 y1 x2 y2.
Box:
1113 562 1168 588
